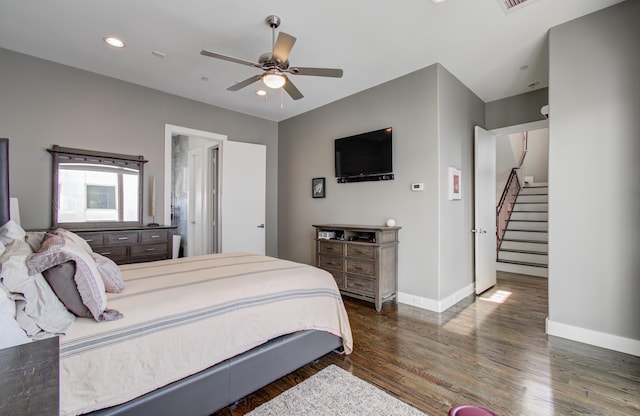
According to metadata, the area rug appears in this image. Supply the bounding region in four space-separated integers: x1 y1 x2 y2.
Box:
247 365 426 415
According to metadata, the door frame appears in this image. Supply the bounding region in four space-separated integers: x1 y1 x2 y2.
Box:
474 119 549 290
164 124 227 254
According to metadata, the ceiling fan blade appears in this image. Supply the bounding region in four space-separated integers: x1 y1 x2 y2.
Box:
227 75 263 91
200 50 259 68
283 76 304 100
289 67 343 78
273 32 296 63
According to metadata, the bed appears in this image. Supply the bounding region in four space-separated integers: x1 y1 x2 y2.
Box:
0 138 353 415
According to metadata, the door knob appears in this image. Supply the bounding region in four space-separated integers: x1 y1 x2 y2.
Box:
471 229 486 234
257 224 265 229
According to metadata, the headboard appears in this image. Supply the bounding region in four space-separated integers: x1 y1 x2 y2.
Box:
0 138 9 226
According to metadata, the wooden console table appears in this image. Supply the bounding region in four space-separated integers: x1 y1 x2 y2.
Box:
313 224 400 312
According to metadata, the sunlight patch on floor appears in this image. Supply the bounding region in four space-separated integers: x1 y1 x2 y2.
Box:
479 290 512 304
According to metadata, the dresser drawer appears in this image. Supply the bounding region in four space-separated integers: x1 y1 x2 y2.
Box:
92 246 128 263
131 243 168 258
105 232 139 246
78 233 104 249
318 255 344 272
319 240 344 256
140 230 169 244
346 258 375 277
326 269 344 288
345 275 374 295
346 244 375 259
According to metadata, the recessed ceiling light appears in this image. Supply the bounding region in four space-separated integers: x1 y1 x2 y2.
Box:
432 0 448 3
103 36 125 48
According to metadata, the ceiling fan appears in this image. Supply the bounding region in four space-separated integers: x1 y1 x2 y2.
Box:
200 15 343 100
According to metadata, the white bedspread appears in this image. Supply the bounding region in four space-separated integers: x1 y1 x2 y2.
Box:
59 253 353 416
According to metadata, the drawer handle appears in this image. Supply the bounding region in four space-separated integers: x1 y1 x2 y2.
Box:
145 248 156 252
151 235 160 239
85 238 94 242
100 252 111 255
117 237 129 241
354 266 363 270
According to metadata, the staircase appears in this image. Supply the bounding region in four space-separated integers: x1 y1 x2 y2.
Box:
497 183 548 277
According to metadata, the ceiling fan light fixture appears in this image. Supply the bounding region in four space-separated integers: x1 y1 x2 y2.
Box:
262 72 286 89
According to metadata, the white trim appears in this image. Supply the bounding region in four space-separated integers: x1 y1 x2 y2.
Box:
491 119 548 136
546 318 640 357
398 284 474 313
163 124 227 225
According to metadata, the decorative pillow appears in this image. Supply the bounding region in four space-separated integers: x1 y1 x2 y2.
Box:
27 233 121 322
50 228 93 254
91 252 124 293
25 231 47 252
0 219 26 245
42 261 92 318
0 239 75 337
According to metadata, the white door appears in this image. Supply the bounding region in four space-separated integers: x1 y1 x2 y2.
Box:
220 141 266 254
474 126 497 294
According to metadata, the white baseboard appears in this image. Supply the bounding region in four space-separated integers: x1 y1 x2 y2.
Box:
546 318 640 357
398 284 474 313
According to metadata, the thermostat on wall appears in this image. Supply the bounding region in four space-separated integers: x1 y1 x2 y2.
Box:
411 183 424 191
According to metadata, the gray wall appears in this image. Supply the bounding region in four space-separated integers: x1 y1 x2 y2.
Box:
486 88 548 130
278 63 484 304
436 67 485 299
548 0 640 348
0 48 280 256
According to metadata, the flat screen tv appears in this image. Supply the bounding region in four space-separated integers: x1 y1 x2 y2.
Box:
334 127 393 182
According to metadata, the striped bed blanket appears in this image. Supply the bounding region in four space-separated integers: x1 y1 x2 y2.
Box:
59 253 353 416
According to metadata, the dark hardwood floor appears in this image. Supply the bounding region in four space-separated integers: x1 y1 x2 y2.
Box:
214 272 640 415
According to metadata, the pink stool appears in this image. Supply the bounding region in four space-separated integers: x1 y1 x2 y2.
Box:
449 404 498 416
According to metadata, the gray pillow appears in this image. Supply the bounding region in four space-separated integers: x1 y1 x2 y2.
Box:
42 261 92 318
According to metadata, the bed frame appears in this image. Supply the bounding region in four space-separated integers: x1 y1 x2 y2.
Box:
0 138 345 415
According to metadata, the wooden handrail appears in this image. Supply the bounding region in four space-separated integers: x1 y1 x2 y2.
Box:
496 168 521 256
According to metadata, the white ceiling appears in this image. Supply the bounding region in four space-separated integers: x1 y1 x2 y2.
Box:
0 0 623 122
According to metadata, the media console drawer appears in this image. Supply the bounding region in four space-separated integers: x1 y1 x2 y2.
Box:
74 226 175 265
314 224 400 312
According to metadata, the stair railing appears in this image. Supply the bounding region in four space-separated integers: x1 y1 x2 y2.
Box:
496 132 529 256
496 168 521 255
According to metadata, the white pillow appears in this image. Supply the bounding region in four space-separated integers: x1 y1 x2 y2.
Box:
0 219 26 245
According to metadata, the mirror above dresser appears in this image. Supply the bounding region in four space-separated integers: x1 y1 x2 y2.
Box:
48 145 175 264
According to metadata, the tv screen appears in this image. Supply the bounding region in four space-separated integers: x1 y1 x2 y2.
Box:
335 127 392 179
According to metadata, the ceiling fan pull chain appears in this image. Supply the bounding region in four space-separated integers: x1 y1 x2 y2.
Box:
280 88 284 110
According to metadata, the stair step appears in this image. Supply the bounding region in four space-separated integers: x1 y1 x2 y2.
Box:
499 248 547 256
509 211 548 221
497 259 548 268
503 230 548 241
516 194 548 203
506 220 548 231
498 250 548 264
496 261 548 277
513 203 548 211
500 239 548 252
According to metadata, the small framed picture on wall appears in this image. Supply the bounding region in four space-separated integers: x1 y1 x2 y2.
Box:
312 177 326 198
448 167 462 200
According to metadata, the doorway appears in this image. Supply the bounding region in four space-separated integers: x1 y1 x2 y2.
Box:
474 120 549 292
163 124 267 257
164 125 226 257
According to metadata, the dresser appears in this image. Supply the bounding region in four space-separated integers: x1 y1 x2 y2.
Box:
313 224 400 312
71 225 176 265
